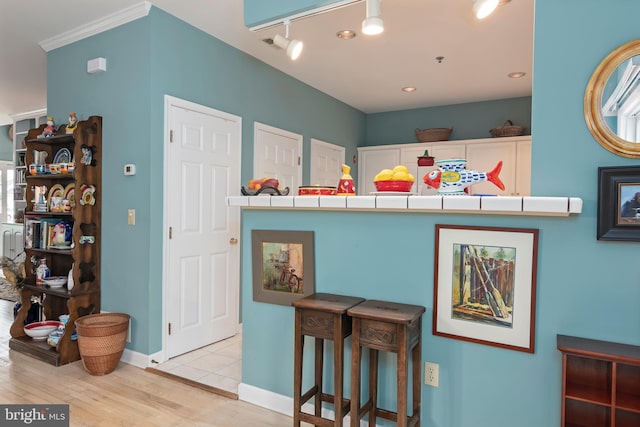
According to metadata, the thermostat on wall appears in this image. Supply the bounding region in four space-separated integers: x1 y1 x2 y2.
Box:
124 164 136 176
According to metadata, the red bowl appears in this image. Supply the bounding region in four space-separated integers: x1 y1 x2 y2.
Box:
298 186 337 196
374 180 413 192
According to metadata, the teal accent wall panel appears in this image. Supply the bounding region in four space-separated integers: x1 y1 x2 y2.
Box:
365 96 531 146
47 18 155 353
244 0 358 28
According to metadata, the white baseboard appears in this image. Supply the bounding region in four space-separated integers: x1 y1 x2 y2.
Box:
120 348 163 369
237 383 376 426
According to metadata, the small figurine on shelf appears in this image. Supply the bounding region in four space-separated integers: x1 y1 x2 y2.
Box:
65 112 78 134
337 164 356 196
40 117 57 138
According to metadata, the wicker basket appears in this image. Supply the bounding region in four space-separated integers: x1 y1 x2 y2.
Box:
415 127 452 142
490 120 525 138
75 313 130 376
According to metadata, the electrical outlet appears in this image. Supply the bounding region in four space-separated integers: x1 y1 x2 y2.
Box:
425 362 439 387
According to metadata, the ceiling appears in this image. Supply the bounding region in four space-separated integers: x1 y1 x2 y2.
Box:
0 0 533 125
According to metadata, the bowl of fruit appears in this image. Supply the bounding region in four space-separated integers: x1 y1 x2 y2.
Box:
373 165 415 192
241 177 289 196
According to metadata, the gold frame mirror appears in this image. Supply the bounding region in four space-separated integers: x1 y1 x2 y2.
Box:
585 39 640 158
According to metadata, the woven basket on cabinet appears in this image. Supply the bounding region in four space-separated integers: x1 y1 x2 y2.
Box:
490 120 525 138
415 127 452 142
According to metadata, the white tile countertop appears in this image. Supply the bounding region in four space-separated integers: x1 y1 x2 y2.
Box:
227 195 583 216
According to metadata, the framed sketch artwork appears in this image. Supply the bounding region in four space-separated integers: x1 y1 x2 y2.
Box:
433 224 539 353
251 230 315 306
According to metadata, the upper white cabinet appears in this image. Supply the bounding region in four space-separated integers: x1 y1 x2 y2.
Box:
357 136 531 196
357 146 401 194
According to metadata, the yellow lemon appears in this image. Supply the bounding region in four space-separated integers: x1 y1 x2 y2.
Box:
392 171 410 181
407 173 415 182
374 169 394 181
392 165 409 174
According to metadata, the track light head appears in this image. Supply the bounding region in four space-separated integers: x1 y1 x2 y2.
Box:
362 0 384 35
273 34 304 61
473 0 499 19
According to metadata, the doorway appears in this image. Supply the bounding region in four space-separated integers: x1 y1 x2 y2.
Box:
161 96 242 382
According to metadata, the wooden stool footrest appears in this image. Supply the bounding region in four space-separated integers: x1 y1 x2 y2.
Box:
300 385 319 405
299 412 335 427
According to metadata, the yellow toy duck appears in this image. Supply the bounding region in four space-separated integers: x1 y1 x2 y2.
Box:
65 112 78 134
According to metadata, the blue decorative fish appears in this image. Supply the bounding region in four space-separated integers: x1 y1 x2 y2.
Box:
423 159 505 195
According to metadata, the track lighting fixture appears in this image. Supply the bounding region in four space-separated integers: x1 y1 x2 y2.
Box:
362 0 384 35
273 20 303 61
473 0 499 19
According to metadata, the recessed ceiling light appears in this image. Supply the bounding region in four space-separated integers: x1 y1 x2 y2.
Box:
402 87 416 93
336 30 356 40
508 71 526 78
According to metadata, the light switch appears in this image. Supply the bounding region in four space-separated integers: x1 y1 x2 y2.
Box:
128 209 135 225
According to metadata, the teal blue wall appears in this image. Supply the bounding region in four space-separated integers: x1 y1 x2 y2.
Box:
365 96 531 146
44 1 640 426
0 125 13 161
241 2 639 427
46 8 364 354
47 18 154 352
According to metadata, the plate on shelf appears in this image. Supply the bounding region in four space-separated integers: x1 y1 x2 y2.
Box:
63 183 75 208
47 184 65 207
53 148 71 164
370 191 417 196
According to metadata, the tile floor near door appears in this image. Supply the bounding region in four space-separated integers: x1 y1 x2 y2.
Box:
152 329 242 395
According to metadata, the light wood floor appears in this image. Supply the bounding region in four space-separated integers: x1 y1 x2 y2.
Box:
0 299 295 426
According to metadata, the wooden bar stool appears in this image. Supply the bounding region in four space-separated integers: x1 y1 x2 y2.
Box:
292 293 365 427
348 300 426 427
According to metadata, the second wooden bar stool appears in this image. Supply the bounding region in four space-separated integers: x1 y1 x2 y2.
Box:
292 293 365 427
348 299 426 427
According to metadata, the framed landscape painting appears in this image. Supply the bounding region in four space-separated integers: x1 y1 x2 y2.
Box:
251 230 315 306
433 224 539 353
598 166 640 242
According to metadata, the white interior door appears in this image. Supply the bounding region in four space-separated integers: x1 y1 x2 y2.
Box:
164 96 241 358
310 139 345 187
254 123 302 192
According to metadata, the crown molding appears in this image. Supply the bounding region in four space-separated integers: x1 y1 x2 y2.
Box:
39 1 152 52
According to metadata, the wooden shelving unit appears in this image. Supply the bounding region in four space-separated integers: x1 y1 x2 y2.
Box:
558 335 640 427
9 116 102 366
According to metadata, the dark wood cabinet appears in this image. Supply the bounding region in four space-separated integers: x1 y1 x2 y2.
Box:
558 335 640 427
9 116 102 366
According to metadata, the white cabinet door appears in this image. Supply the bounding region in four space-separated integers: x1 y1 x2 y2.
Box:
417 143 467 194
515 139 531 196
357 147 401 194
400 143 429 193
465 141 517 195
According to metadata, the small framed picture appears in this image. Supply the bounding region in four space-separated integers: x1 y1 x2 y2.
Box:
433 224 539 353
251 230 315 306
597 166 640 241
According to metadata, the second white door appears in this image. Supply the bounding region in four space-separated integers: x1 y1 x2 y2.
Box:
253 123 302 192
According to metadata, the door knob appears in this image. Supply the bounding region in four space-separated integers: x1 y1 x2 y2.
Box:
229 238 238 244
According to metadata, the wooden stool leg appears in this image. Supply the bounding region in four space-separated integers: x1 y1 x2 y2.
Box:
369 349 379 426
293 309 303 427
412 342 421 427
350 318 361 427
397 331 408 427
334 315 345 426
315 337 324 418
